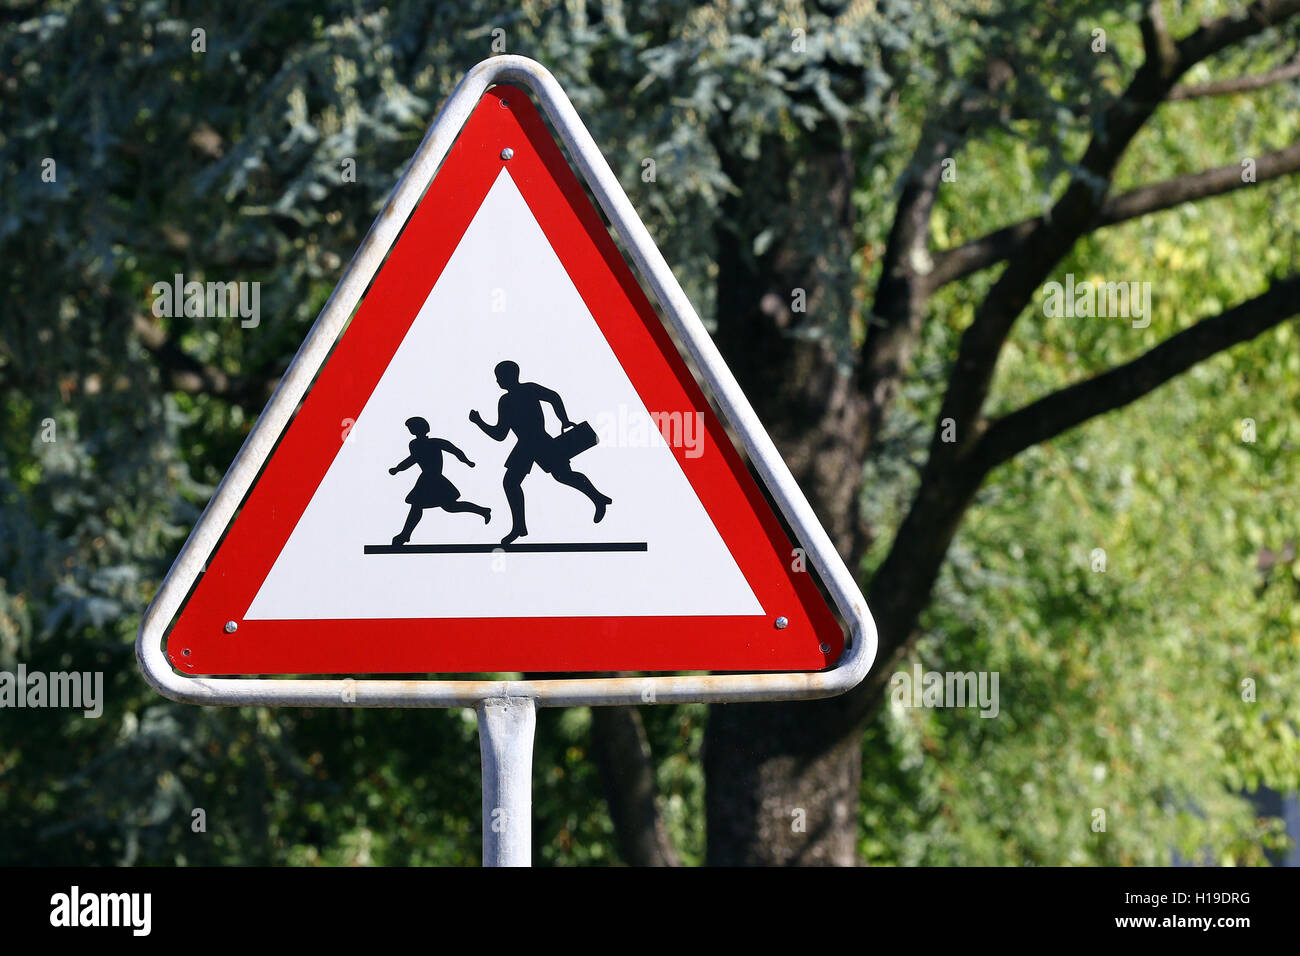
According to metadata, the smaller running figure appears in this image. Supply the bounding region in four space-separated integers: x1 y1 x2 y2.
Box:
388 417 491 546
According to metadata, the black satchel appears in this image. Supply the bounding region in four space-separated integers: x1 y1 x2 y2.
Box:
551 420 598 461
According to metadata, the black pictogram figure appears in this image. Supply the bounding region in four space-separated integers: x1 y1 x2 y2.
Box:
469 360 611 545
388 417 491 546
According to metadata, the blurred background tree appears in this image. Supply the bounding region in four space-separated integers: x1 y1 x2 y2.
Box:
2 0 1298 865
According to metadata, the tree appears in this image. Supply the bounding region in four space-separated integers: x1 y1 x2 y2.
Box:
701 0 1300 863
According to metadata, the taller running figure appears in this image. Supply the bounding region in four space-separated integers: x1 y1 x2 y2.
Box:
470 360 612 545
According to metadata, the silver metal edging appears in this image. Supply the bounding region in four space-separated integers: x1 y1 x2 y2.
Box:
135 56 878 708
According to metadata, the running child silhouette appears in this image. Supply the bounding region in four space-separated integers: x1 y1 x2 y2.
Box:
470 360 611 546
387 417 491 546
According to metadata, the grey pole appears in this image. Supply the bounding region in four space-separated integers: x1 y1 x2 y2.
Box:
477 696 537 866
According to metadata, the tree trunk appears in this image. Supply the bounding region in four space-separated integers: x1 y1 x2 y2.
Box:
705 698 862 865
589 705 680 866
704 128 869 866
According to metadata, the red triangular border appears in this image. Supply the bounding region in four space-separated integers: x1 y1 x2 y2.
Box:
167 85 843 675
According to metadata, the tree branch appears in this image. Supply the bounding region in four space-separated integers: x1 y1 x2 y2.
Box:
926 3 1182 471
840 273 1300 734
857 128 956 442
1169 56 1300 98
926 0 1300 468
1103 139 1300 220
973 275 1300 472
1178 0 1300 67
929 138 1300 288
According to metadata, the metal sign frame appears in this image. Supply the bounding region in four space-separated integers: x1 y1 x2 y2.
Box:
137 55 876 711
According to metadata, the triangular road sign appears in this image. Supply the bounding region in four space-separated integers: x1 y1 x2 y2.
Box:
160 70 856 677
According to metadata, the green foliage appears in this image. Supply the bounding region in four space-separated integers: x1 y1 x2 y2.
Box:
857 22 1300 864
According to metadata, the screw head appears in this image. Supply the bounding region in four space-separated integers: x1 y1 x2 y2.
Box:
819 642 831 654
774 616 789 630
224 620 238 634
500 147 514 160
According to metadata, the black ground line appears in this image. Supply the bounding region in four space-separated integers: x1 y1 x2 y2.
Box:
363 542 649 554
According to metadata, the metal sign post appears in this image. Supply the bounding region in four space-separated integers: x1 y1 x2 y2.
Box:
477 697 537 867
138 56 877 867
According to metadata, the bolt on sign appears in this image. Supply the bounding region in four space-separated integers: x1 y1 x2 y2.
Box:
138 56 877 866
